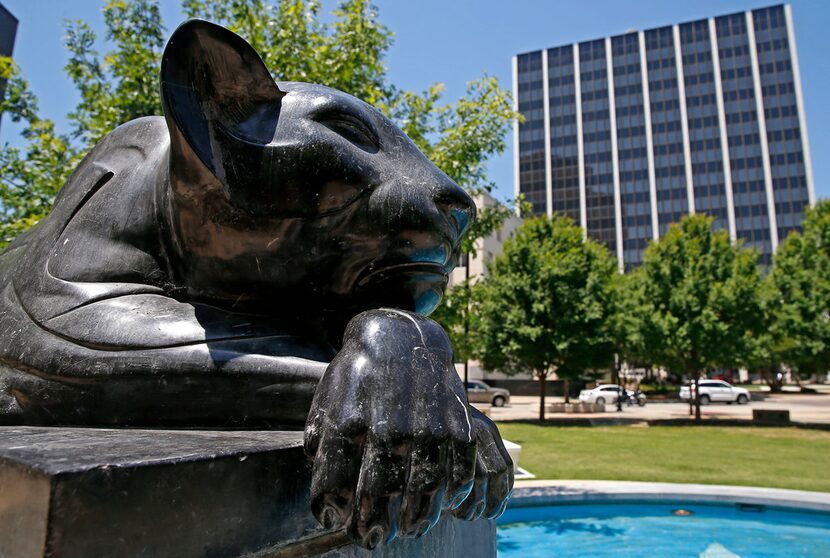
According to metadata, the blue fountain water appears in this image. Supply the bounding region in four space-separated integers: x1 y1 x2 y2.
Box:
496 502 830 557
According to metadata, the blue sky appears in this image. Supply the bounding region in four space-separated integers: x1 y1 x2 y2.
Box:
2 0 828 203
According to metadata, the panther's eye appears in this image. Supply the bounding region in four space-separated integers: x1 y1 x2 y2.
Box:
319 113 379 153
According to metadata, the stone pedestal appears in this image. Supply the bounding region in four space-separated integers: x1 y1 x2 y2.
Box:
0 427 495 558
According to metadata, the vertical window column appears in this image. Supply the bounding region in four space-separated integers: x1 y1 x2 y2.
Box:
574 43 587 237
547 47 581 222
512 55 520 202
746 11 779 251
716 12 772 263
606 37 624 271
784 5 815 206
614 32 653 268
679 21 729 230
709 18 738 241
639 31 659 241
515 52 546 215
754 6 809 241
579 40 617 252
542 49 553 217
673 24 696 214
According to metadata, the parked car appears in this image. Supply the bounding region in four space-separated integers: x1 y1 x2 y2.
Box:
679 380 750 405
579 384 646 406
465 381 510 407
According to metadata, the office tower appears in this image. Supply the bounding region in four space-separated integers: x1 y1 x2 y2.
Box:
0 3 18 130
513 4 814 268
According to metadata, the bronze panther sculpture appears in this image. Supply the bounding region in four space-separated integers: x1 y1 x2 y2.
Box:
0 20 512 548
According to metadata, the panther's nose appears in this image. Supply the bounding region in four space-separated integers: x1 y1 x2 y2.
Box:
433 176 476 240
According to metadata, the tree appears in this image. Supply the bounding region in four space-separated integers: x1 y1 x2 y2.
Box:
606 268 653 377
429 278 479 369
743 275 794 392
605 267 656 409
473 215 617 420
637 214 762 422
65 0 165 146
182 0 390 105
0 59 76 246
0 0 164 247
766 200 830 379
1 0 520 250
430 194 527 387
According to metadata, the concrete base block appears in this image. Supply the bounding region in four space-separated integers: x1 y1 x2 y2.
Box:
501 439 521 473
0 427 495 558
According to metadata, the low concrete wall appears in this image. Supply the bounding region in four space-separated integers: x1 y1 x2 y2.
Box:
547 402 606 413
753 409 791 425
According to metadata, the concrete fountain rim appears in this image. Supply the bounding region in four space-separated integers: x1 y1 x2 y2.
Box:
507 479 830 513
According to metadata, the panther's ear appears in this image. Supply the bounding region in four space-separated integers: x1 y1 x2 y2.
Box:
160 19 285 187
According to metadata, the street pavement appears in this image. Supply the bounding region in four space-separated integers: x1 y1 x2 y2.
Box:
489 387 830 424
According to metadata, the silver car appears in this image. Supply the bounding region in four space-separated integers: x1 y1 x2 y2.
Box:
465 381 510 407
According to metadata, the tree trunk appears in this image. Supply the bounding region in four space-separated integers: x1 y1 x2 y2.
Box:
615 354 623 412
538 372 547 421
761 367 783 392
563 377 571 404
694 373 702 423
688 373 694 417
463 361 469 391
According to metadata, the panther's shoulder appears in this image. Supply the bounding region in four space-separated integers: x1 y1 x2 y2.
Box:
0 116 172 324
52 116 170 209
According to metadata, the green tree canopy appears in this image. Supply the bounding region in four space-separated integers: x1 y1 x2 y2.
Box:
637 214 762 420
429 277 479 365
0 58 75 244
0 0 520 251
473 215 617 419
767 200 830 377
605 266 654 378
745 276 789 391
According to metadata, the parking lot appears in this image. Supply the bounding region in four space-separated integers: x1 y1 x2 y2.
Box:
489 387 830 424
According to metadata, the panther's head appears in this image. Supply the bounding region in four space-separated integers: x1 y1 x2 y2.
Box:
159 20 475 324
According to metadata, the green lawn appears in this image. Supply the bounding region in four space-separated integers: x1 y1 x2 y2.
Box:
496 423 830 492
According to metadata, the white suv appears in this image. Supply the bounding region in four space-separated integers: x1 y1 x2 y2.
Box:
579 385 646 406
679 380 750 405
